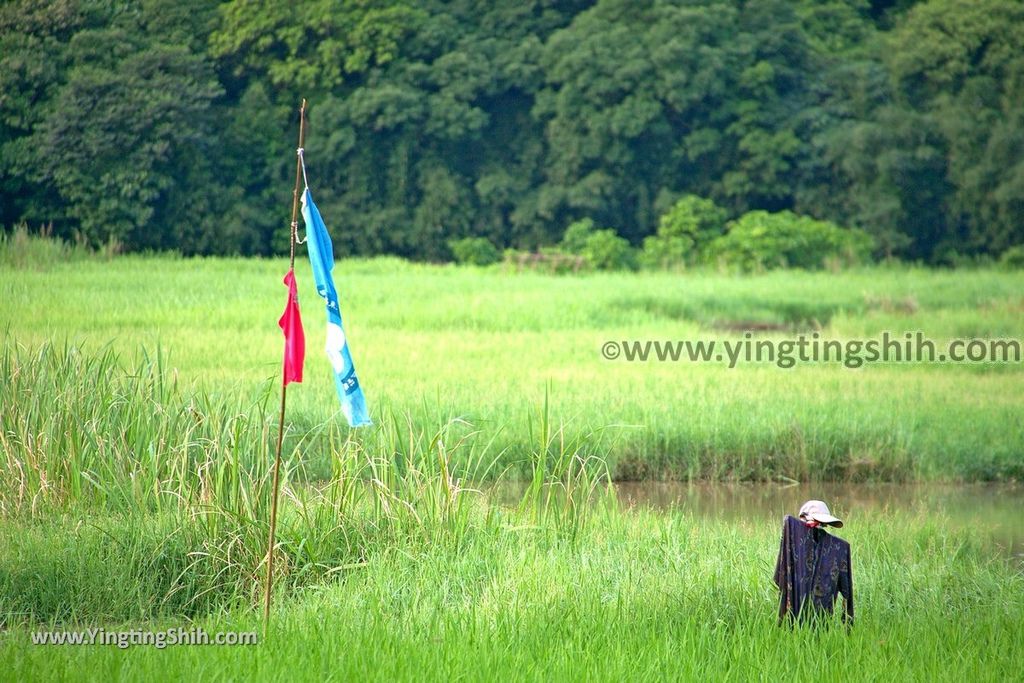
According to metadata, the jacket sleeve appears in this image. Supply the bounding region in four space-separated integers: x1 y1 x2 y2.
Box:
774 517 792 623
838 542 854 626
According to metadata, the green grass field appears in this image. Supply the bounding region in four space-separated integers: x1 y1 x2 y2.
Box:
1 248 1022 681
2 252 1022 482
3 509 1021 681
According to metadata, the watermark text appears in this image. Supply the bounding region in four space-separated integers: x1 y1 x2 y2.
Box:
31 627 258 649
600 332 1021 369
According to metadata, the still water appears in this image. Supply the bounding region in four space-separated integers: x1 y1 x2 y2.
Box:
491 482 1023 563
612 482 1024 564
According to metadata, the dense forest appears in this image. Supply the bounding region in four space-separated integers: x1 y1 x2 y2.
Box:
1 0 1021 263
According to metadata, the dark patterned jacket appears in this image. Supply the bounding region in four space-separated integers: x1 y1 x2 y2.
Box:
773 515 854 625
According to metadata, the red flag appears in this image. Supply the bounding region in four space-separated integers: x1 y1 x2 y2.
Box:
278 269 305 385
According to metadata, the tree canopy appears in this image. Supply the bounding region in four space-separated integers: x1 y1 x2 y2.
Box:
1 0 1021 262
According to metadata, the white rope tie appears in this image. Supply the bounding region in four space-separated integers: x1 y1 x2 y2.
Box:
294 147 309 243
297 147 309 190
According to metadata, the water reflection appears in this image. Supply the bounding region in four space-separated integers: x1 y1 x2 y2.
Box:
492 482 1024 564
615 482 1024 564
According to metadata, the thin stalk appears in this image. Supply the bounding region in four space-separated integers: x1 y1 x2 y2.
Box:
263 98 307 638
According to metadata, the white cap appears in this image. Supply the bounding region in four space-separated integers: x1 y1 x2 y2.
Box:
799 500 843 528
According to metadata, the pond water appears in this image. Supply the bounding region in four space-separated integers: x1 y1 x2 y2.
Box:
489 481 1023 563
612 482 1024 564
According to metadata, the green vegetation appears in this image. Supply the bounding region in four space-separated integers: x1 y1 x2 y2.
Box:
0 341 1020 677
448 236 501 266
641 196 728 270
3 0 1023 263
4 2 1022 677
0 224 96 270
557 218 638 272
635 199 874 272
1 251 1021 679
3 505 1022 681
2 251 1022 483
706 211 874 272
1000 245 1024 270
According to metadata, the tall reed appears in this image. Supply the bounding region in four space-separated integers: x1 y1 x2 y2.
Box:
1 341 613 624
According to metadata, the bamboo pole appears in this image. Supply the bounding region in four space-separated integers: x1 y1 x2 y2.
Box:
263 98 307 639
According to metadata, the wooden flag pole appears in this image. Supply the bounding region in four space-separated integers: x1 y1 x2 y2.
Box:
263 98 307 638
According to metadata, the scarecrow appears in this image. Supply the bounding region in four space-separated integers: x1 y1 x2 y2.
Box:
774 500 854 626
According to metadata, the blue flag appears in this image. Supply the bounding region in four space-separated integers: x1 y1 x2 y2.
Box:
301 188 371 427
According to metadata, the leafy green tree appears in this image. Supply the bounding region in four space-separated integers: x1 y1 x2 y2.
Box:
211 82 293 255
535 0 821 243
33 40 222 249
707 211 874 271
560 218 596 255
210 0 422 93
641 196 728 269
1 0 1018 263
2 0 232 252
886 0 1024 255
0 0 260 253
999 246 1024 270
0 0 98 232
448 236 500 266
289 1 581 257
582 228 637 271
560 217 635 270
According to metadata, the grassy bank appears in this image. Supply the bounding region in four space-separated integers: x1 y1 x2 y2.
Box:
2 505 1021 681
2 283 1022 680
2 256 1022 482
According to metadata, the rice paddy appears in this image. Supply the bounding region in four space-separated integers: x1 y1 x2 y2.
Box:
1 245 1022 680
2 252 1023 482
